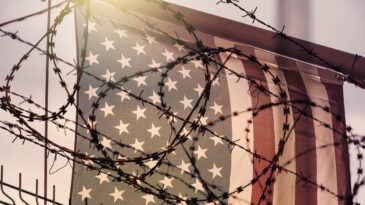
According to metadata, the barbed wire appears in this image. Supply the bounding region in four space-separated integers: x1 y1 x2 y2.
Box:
0 0 364 204
216 0 365 89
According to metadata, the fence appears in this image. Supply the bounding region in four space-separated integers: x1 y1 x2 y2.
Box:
0 165 63 205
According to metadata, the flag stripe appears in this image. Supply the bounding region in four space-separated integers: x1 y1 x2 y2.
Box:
242 59 276 205
214 37 254 205
299 67 339 205
321 81 351 205
282 69 318 205
257 62 296 205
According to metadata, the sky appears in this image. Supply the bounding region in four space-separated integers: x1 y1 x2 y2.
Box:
0 0 364 204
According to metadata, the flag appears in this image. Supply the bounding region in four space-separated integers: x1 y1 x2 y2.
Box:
70 3 351 205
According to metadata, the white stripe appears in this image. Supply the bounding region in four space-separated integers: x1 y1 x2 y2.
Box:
258 62 296 205
214 37 253 205
298 63 338 205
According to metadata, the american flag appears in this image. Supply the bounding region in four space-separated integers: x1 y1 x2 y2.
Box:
70 4 351 205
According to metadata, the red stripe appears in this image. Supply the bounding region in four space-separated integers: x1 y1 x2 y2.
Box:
321 82 351 204
283 69 317 205
242 60 276 205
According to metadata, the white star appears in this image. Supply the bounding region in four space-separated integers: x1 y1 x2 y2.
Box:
145 159 158 169
131 171 142 185
210 101 223 115
86 118 97 131
210 135 223 146
161 49 175 61
115 28 127 38
167 112 178 124
84 21 96 33
95 172 109 184
86 51 99 66
116 156 126 169
210 73 220 86
116 89 130 102
181 128 192 140
148 91 160 104
174 42 186 52
191 59 203 68
165 77 177 91
115 120 129 135
208 164 223 179
100 136 112 150
200 116 208 125
147 123 160 138
178 66 191 79
100 102 114 117
194 83 204 95
81 152 94 165
145 34 157 45
162 141 176 155
101 37 115 51
142 194 155 205
148 59 162 71
179 95 193 110
132 42 146 55
109 187 124 202
191 179 204 193
205 200 219 205
131 138 144 153
117 54 131 69
133 75 147 87
78 186 92 201
194 145 207 160
132 105 146 120
177 160 191 175
101 69 116 82
84 84 98 100
159 176 174 189
178 193 187 205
